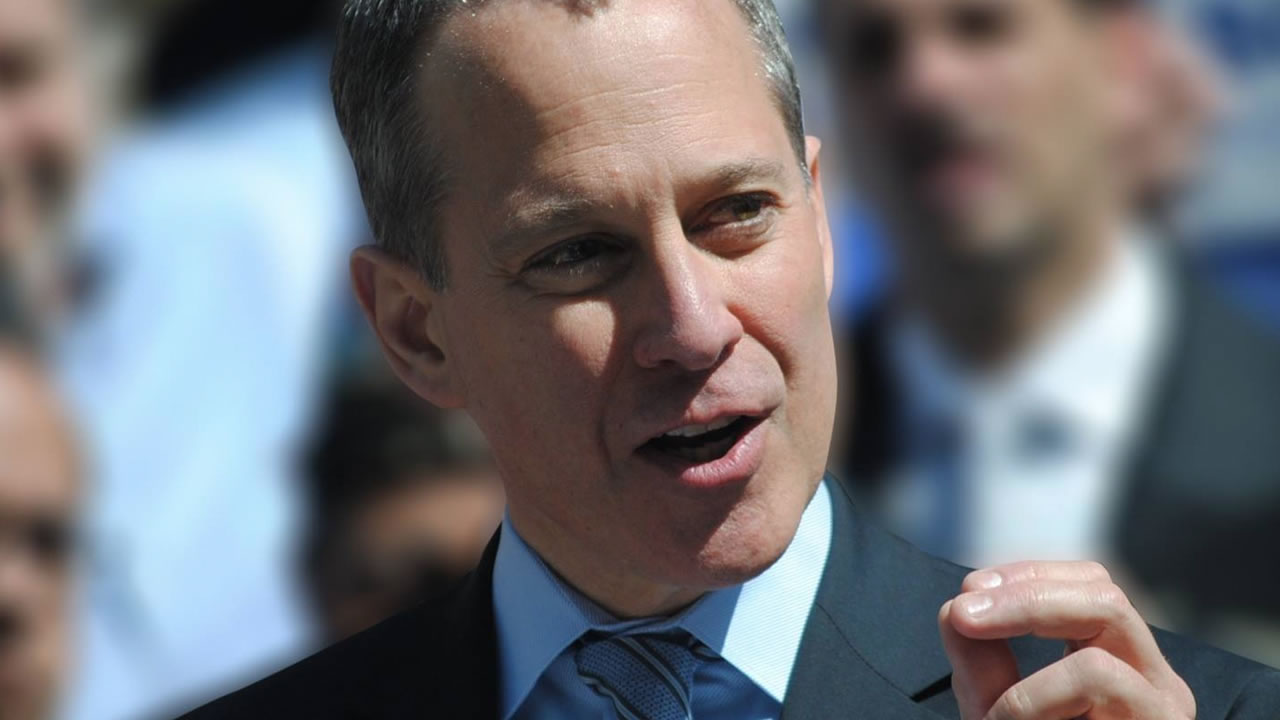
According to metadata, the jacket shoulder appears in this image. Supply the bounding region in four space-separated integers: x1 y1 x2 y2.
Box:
1152 627 1280 719
175 605 429 719
174 579 495 720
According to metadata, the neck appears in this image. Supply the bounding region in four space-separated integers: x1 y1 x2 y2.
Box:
507 508 706 620
900 208 1122 373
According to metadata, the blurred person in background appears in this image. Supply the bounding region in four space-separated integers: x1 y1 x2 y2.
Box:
56 0 365 718
820 0 1280 663
0 312 82 720
1105 3 1228 223
299 379 502 645
0 0 93 335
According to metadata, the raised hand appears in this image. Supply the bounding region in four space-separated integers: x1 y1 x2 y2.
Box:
939 561 1196 719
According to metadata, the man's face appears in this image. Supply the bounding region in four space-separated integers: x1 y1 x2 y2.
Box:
0 0 88 256
825 0 1112 259
0 350 78 720
422 0 836 598
319 472 504 642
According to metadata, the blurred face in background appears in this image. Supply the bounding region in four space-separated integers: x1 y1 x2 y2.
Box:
825 0 1115 262
0 0 90 315
370 0 837 614
0 349 78 720
315 470 504 642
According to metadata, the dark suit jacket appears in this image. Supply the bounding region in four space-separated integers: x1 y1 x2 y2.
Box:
179 479 1280 718
842 257 1280 621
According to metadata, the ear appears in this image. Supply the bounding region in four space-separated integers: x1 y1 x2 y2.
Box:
350 246 466 409
1093 6 1162 131
805 135 836 301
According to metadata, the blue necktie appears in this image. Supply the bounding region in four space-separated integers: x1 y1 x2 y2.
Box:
575 632 704 720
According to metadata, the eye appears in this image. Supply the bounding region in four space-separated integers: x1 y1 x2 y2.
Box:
950 2 1014 46
526 236 615 273
0 48 46 95
698 193 775 229
521 235 628 294
25 516 75 568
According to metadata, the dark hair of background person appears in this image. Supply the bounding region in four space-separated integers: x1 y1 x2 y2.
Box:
330 0 807 291
814 0 1145 39
140 0 342 110
298 377 496 640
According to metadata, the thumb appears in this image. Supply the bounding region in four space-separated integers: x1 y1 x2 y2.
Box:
939 600 1021 720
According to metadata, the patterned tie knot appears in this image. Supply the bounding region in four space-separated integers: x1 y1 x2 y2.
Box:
574 631 708 720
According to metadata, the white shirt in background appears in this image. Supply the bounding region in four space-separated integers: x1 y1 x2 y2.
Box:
884 230 1172 569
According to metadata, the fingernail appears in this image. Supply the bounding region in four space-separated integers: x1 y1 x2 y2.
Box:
958 593 994 618
970 571 1003 590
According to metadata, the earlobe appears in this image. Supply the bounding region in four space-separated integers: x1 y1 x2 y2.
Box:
805 136 837 301
350 246 466 408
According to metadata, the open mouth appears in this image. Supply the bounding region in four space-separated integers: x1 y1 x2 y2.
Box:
640 415 762 465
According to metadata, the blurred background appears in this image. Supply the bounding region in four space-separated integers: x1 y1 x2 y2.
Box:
0 0 1275 717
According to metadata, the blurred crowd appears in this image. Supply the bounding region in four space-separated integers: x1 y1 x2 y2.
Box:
0 0 1276 717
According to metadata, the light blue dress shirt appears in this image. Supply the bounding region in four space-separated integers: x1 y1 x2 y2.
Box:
492 480 833 719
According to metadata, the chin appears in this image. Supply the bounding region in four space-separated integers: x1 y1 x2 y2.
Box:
677 476 814 589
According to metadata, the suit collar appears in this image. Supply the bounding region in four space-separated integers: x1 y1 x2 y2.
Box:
372 532 502 720
397 478 963 718
784 477 960 717
492 483 835 715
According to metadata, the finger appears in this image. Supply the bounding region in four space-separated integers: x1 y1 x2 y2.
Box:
963 561 1111 593
939 600 1021 720
984 646 1183 720
950 581 1173 690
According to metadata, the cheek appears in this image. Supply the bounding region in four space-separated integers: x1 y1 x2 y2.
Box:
456 299 619 469
1007 43 1102 190
733 225 834 388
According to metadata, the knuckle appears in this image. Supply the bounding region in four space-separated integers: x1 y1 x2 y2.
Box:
1093 582 1130 620
1081 560 1111 582
1070 646 1123 687
994 684 1037 720
1024 579 1054 608
1022 562 1043 583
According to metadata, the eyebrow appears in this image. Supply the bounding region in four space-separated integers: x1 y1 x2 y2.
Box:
708 158 791 191
489 192 599 260
489 157 793 258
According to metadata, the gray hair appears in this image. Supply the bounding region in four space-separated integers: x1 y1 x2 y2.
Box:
331 0 806 289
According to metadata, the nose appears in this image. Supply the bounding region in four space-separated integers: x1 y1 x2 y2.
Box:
632 236 743 372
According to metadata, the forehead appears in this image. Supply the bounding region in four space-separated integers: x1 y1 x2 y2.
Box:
0 0 72 46
426 0 796 226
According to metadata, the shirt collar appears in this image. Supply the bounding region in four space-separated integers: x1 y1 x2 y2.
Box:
894 227 1169 445
492 480 834 718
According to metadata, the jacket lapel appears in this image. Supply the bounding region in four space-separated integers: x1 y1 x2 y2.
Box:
782 478 959 718
374 531 503 720
373 485 975 718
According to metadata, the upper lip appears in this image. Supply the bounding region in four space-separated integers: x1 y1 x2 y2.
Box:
636 407 771 450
